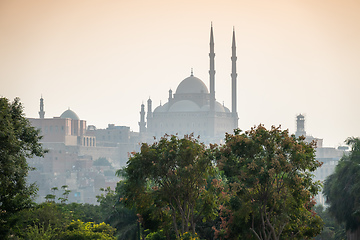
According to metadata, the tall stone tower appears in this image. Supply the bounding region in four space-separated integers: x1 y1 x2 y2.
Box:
231 28 238 128
209 23 216 112
295 114 306 137
139 103 146 133
39 96 45 119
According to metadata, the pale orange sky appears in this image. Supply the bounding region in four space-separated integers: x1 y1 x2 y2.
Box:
1 0 359 147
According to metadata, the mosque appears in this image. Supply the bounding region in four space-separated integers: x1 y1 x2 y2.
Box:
139 25 239 143
26 25 239 202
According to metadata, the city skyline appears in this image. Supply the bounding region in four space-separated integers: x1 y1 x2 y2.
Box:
1 0 359 147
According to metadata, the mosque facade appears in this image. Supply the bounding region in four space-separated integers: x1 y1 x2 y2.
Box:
139 26 239 143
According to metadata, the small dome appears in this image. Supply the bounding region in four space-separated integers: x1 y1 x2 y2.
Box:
60 109 80 120
175 75 209 94
215 102 225 112
154 103 170 113
168 100 201 112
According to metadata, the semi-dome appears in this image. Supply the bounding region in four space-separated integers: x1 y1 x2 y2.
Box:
168 100 201 112
175 75 209 94
60 109 80 120
200 101 226 113
154 103 170 113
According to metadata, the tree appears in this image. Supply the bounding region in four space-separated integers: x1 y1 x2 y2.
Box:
9 202 71 239
215 125 323 240
93 157 112 166
323 137 360 238
121 134 219 239
63 202 103 224
0 97 47 237
59 220 116 240
313 204 346 240
96 185 139 240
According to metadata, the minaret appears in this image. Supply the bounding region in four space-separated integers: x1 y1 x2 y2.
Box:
168 89 173 102
147 98 153 119
209 23 216 112
39 96 45 119
138 103 146 133
231 28 238 128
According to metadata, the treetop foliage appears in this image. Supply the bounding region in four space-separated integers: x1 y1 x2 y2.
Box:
0 97 335 240
215 125 323 240
121 134 220 238
0 97 47 238
323 137 360 231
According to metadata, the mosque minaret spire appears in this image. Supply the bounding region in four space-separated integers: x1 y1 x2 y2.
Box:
231 28 237 114
147 97 153 119
139 103 146 133
209 23 216 112
231 28 238 128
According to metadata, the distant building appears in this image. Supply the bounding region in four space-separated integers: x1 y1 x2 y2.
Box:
295 114 323 148
91 124 131 147
294 114 348 205
27 98 139 204
29 107 95 147
139 25 238 143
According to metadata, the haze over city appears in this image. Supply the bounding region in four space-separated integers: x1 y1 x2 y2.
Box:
1 0 359 147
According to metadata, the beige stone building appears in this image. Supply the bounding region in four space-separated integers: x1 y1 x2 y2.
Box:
27 99 138 204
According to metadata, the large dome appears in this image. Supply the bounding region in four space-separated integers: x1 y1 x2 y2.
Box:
60 109 80 120
175 75 209 94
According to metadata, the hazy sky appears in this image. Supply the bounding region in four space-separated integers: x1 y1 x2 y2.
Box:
1 0 359 147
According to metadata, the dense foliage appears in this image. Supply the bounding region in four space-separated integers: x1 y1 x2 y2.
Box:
0 97 47 238
215 125 323 239
120 134 220 239
0 98 335 240
323 137 360 234
8 200 120 239
96 186 139 240
313 205 346 240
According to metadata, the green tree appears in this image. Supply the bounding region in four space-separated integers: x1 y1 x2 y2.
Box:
59 185 71 204
121 134 219 239
216 125 323 240
63 202 103 224
313 204 346 240
96 185 139 240
323 137 360 237
0 97 47 238
9 202 71 239
23 223 59 240
59 220 116 240
94 157 112 166
10 201 119 239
